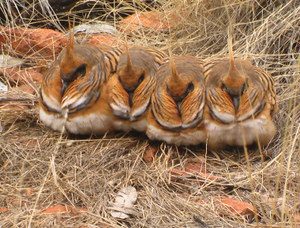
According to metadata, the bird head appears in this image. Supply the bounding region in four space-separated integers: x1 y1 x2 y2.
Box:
221 30 247 111
59 33 89 94
166 60 194 107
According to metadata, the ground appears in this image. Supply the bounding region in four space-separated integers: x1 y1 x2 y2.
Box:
0 0 299 227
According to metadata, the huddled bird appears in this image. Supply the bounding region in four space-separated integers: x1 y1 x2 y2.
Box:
203 33 277 149
39 28 277 150
39 33 122 135
105 46 166 132
146 56 206 145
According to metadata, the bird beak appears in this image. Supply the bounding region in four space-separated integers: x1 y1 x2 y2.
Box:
233 96 240 112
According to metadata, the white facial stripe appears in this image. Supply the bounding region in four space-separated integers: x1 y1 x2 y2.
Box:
130 99 149 119
41 89 61 112
237 102 263 122
210 105 235 123
62 94 87 109
110 102 130 118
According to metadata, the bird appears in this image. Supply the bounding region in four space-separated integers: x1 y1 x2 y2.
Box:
146 56 206 146
105 46 167 132
203 31 277 149
39 32 123 135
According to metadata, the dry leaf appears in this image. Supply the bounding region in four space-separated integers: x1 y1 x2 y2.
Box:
109 186 138 219
0 54 24 68
0 81 8 92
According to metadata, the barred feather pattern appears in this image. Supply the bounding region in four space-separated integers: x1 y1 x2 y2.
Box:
203 58 277 148
109 47 167 122
39 43 124 134
204 58 277 123
41 44 122 115
40 59 63 113
61 64 105 113
151 56 205 130
103 47 123 74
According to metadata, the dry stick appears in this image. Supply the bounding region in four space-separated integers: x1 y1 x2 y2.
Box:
0 97 36 102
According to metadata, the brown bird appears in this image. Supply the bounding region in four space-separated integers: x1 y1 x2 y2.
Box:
203 32 277 149
39 33 122 135
105 46 166 132
146 56 206 145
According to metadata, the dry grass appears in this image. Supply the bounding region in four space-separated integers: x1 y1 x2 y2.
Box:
0 0 300 227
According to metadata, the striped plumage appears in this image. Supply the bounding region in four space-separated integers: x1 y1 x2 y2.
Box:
105 46 167 132
39 35 123 135
146 56 206 145
39 29 277 149
203 41 277 148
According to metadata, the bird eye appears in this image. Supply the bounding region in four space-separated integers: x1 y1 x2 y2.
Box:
75 64 86 77
186 82 194 93
221 82 227 92
138 73 145 84
241 82 247 94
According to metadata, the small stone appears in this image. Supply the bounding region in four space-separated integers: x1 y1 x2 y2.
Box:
0 207 9 213
143 145 158 163
218 196 257 218
0 67 43 85
73 23 118 35
14 84 36 95
41 204 87 215
66 141 73 147
119 11 180 34
110 186 138 219
87 34 122 47
0 26 67 59
170 160 219 181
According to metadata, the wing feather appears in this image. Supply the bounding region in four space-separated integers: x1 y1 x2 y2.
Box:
207 88 235 123
130 76 156 119
108 75 130 119
61 64 102 113
237 86 266 121
180 85 205 128
151 89 182 130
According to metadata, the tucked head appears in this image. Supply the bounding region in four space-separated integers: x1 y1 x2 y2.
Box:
59 34 99 93
166 60 195 106
220 31 247 111
116 48 156 93
221 58 247 97
117 50 145 93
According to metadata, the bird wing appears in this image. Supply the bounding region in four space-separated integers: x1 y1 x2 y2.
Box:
61 64 104 113
108 75 131 119
206 87 235 123
151 88 182 130
180 84 205 128
237 86 266 121
131 76 156 120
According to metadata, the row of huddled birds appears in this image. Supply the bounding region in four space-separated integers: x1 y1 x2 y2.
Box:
39 32 277 150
